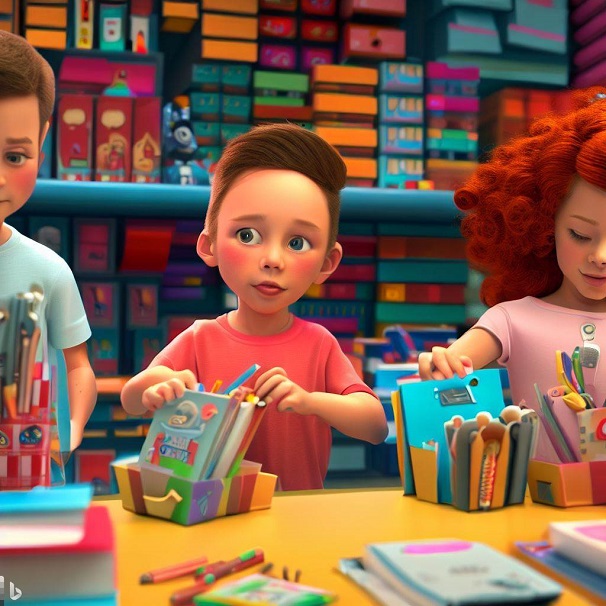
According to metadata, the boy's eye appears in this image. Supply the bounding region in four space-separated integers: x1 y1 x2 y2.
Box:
236 228 262 245
5 152 28 166
569 229 591 242
288 236 311 252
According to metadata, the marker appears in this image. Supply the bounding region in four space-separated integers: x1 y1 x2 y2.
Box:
139 555 208 585
170 549 264 606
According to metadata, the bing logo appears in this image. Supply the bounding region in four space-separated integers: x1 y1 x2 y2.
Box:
0 576 22 603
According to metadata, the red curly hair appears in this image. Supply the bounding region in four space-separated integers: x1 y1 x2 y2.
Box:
455 87 606 307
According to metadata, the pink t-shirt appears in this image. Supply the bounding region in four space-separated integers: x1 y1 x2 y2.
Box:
149 314 377 490
475 296 606 462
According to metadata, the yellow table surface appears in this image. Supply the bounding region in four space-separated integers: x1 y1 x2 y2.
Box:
101 488 605 605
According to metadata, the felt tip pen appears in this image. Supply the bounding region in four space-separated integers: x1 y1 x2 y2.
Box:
170 549 264 606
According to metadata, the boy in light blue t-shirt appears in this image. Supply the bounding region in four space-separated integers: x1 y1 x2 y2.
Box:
0 31 96 452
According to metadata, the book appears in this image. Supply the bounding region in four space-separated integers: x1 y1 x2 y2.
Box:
549 519 606 577
193 573 336 605
139 388 241 480
0 505 116 601
364 539 562 606
516 541 606 602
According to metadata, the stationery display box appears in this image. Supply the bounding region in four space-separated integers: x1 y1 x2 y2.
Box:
528 460 606 507
113 456 277 525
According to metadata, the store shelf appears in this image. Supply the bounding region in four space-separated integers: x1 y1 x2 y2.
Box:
24 179 459 224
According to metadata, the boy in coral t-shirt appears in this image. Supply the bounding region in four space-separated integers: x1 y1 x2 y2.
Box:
121 124 387 490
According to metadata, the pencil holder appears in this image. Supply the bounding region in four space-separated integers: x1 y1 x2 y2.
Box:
112 455 277 526
393 370 539 511
0 408 52 490
530 387 606 506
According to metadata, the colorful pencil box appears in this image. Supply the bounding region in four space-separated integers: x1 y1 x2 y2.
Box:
112 455 277 526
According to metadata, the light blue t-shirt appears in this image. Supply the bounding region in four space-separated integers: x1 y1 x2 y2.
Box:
0 224 91 451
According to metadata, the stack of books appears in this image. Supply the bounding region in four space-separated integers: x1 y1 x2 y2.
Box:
0 484 117 605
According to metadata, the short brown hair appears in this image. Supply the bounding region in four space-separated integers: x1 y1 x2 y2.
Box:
205 123 347 249
0 31 55 133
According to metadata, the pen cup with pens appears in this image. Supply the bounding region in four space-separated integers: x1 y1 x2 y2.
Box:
0 289 58 490
113 363 278 526
393 369 539 512
528 325 606 507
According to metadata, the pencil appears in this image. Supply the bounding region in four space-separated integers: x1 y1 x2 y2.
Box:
139 555 208 584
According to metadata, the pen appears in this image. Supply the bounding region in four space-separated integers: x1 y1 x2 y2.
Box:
170 548 264 606
139 555 208 585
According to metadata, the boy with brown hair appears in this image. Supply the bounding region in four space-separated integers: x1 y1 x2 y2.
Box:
121 123 388 490
0 31 96 451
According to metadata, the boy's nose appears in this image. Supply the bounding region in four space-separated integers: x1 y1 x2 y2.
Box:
260 243 284 269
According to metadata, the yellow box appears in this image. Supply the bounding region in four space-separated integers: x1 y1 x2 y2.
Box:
26 5 67 28
25 27 66 49
202 38 258 62
202 0 258 14
378 283 405 302
202 13 257 39
313 93 377 116
314 126 377 148
312 64 378 86
163 0 198 19
343 157 377 179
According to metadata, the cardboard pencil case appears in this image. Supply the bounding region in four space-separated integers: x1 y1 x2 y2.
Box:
113 455 276 525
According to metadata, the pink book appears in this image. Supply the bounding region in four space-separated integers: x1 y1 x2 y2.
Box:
572 56 606 88
574 10 606 45
573 34 606 69
570 0 606 26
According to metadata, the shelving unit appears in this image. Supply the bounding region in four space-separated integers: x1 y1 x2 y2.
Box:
24 179 459 223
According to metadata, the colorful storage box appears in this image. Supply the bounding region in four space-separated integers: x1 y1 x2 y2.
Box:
113 455 277 525
528 460 606 507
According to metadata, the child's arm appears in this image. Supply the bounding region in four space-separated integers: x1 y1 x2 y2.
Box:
121 366 197 416
254 367 388 444
63 343 97 450
418 327 502 380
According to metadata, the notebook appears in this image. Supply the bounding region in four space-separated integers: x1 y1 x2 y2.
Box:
364 539 562 606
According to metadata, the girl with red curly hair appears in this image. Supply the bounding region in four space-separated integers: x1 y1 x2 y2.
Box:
418 87 606 462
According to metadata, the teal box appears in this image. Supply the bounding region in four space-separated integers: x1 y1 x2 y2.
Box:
221 124 251 145
192 121 221 145
379 94 424 124
378 155 424 188
379 125 424 156
99 3 127 51
222 64 252 93
436 8 502 55
190 92 221 120
222 95 252 123
379 62 423 94
191 64 221 91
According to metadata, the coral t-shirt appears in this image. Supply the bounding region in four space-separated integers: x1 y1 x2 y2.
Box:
149 314 377 490
475 296 606 462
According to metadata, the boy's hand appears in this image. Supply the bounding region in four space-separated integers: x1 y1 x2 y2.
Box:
253 367 310 414
418 347 473 381
142 369 197 411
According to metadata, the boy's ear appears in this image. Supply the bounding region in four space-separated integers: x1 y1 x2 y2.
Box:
197 231 218 267
314 242 343 285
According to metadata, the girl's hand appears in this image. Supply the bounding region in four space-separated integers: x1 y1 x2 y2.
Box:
141 369 197 411
418 347 473 381
253 366 311 414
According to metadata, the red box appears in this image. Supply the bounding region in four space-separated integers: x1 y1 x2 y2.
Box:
131 97 161 183
259 43 297 69
95 96 133 182
341 0 406 18
258 15 297 38
301 0 336 15
56 94 94 181
301 19 338 42
342 23 406 60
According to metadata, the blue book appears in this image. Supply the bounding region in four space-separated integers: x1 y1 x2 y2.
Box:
365 540 562 605
139 389 240 481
